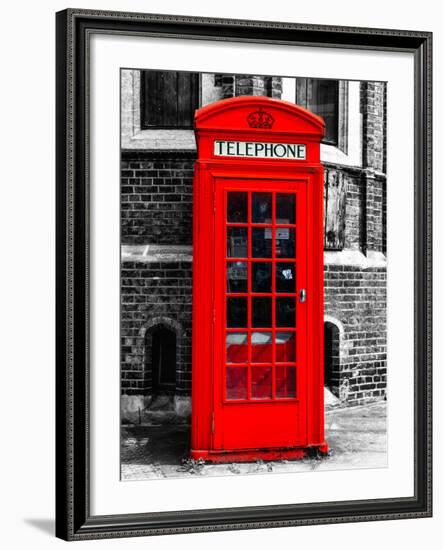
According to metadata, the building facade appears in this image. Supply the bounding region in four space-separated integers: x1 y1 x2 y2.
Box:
120 70 387 422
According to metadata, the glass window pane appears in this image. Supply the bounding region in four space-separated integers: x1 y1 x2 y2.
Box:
252 228 272 258
276 263 296 293
276 366 296 398
252 297 272 327
310 79 339 145
276 297 296 327
275 228 295 258
142 71 199 129
251 332 272 363
227 192 248 222
227 297 247 328
252 192 272 223
251 367 272 399
227 261 248 292
226 332 248 363
252 262 272 293
276 194 295 224
275 332 296 362
226 367 248 400
227 227 248 258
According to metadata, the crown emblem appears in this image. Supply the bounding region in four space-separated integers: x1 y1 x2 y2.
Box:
247 108 274 129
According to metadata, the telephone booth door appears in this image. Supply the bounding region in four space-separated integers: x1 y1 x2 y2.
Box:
213 180 308 451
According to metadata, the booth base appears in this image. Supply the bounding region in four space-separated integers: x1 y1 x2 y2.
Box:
190 443 328 463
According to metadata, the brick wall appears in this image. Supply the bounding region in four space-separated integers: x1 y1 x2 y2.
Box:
324 265 387 405
234 75 282 98
361 81 386 173
213 74 282 99
360 81 387 257
121 260 193 396
121 151 196 246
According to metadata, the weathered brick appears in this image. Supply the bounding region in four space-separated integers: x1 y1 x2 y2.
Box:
121 260 193 395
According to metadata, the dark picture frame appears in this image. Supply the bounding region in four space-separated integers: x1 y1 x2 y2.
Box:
55 8 432 541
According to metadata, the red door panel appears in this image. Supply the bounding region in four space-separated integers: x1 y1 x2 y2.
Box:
213 179 308 451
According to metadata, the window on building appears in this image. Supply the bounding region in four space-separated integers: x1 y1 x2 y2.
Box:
296 79 340 146
140 70 199 129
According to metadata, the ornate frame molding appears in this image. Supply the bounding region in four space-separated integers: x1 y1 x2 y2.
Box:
56 9 432 540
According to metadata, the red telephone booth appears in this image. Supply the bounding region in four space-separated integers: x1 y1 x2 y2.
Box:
191 96 327 462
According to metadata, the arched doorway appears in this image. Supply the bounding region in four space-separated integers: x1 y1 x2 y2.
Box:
149 324 177 395
324 319 341 397
141 316 184 410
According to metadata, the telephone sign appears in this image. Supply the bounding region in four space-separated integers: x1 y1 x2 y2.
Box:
214 140 307 159
191 96 328 462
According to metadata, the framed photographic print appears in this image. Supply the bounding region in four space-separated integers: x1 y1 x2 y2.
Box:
55 8 432 540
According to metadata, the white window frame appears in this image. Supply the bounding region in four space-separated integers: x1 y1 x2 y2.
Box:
121 69 197 150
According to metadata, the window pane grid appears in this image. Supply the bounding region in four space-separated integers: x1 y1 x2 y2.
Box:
225 190 298 401
224 365 298 401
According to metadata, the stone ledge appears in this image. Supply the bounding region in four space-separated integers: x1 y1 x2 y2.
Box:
121 245 386 268
121 244 193 263
324 250 387 269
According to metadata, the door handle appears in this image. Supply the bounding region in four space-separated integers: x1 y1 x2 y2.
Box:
299 289 307 303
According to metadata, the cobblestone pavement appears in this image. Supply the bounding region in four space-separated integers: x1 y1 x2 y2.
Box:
121 401 387 480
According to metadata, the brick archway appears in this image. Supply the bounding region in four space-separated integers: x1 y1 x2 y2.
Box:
324 315 344 398
140 317 183 396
